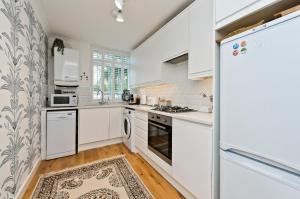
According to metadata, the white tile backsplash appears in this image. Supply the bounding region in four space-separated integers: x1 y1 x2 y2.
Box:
134 61 213 110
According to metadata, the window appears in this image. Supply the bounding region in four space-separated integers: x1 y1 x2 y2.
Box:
92 49 129 101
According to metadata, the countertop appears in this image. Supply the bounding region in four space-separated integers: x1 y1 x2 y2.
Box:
41 104 213 126
41 103 125 111
124 105 213 126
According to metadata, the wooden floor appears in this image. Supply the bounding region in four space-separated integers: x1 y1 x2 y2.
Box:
23 144 185 199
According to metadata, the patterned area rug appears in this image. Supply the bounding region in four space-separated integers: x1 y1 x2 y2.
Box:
31 156 153 199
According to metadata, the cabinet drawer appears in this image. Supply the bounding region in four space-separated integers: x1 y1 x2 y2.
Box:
134 118 148 131
135 126 147 141
135 135 148 155
135 111 148 121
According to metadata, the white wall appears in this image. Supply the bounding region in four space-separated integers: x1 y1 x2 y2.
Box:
134 61 213 110
30 0 50 33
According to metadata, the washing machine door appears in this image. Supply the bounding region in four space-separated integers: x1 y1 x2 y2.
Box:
123 116 131 140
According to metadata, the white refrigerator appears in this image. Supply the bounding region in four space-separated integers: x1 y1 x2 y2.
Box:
220 10 300 199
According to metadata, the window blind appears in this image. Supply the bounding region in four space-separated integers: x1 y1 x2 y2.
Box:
92 49 129 101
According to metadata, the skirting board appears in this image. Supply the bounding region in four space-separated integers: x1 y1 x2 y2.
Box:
15 158 41 199
78 137 123 152
136 149 197 199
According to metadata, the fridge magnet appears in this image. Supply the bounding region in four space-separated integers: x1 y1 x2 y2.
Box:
233 43 239 49
241 48 247 54
233 50 239 56
241 41 247 47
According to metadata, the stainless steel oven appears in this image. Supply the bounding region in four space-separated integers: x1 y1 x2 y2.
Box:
148 112 172 165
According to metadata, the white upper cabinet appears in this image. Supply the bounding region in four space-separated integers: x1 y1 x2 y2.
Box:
188 0 214 79
130 31 163 87
131 1 216 85
161 9 189 62
215 0 279 29
130 9 189 87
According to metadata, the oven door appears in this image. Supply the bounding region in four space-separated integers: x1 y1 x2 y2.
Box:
148 120 172 165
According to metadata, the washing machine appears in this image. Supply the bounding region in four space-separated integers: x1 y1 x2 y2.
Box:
122 108 136 152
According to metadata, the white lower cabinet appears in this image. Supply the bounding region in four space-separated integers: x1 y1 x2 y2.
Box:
134 111 148 154
135 125 147 141
109 108 122 139
79 107 123 145
135 133 148 155
172 118 213 199
132 111 214 199
79 108 110 144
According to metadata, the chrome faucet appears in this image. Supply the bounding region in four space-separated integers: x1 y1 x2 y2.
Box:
96 89 105 104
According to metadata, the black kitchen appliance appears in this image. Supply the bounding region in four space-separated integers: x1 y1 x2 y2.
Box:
148 112 172 165
122 90 131 102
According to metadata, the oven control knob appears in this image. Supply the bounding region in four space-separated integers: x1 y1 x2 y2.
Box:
164 119 168 123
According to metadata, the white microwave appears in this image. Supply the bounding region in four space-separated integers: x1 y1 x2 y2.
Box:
50 94 78 107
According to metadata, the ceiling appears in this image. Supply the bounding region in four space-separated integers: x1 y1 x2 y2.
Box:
41 0 194 52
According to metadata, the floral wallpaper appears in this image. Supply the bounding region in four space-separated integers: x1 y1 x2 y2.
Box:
0 0 47 198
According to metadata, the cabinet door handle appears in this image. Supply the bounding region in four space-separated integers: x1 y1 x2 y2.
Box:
57 116 67 119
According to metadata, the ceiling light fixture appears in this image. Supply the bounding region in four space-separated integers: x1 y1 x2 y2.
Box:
114 0 124 10
115 10 124 23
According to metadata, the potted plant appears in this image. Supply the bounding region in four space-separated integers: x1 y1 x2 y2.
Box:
51 38 65 56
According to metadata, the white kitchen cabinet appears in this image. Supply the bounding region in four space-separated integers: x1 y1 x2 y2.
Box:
135 130 148 155
215 0 279 29
134 118 147 132
130 8 189 87
109 108 123 139
188 0 214 79
172 119 213 199
130 50 138 87
130 44 145 86
161 9 189 62
134 111 148 154
130 31 163 87
79 108 110 144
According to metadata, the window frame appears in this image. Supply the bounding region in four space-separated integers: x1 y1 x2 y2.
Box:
91 47 130 102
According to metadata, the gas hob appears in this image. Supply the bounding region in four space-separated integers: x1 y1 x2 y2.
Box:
152 106 196 113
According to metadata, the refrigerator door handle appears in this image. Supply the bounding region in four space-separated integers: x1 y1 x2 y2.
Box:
225 148 300 176
221 151 300 192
